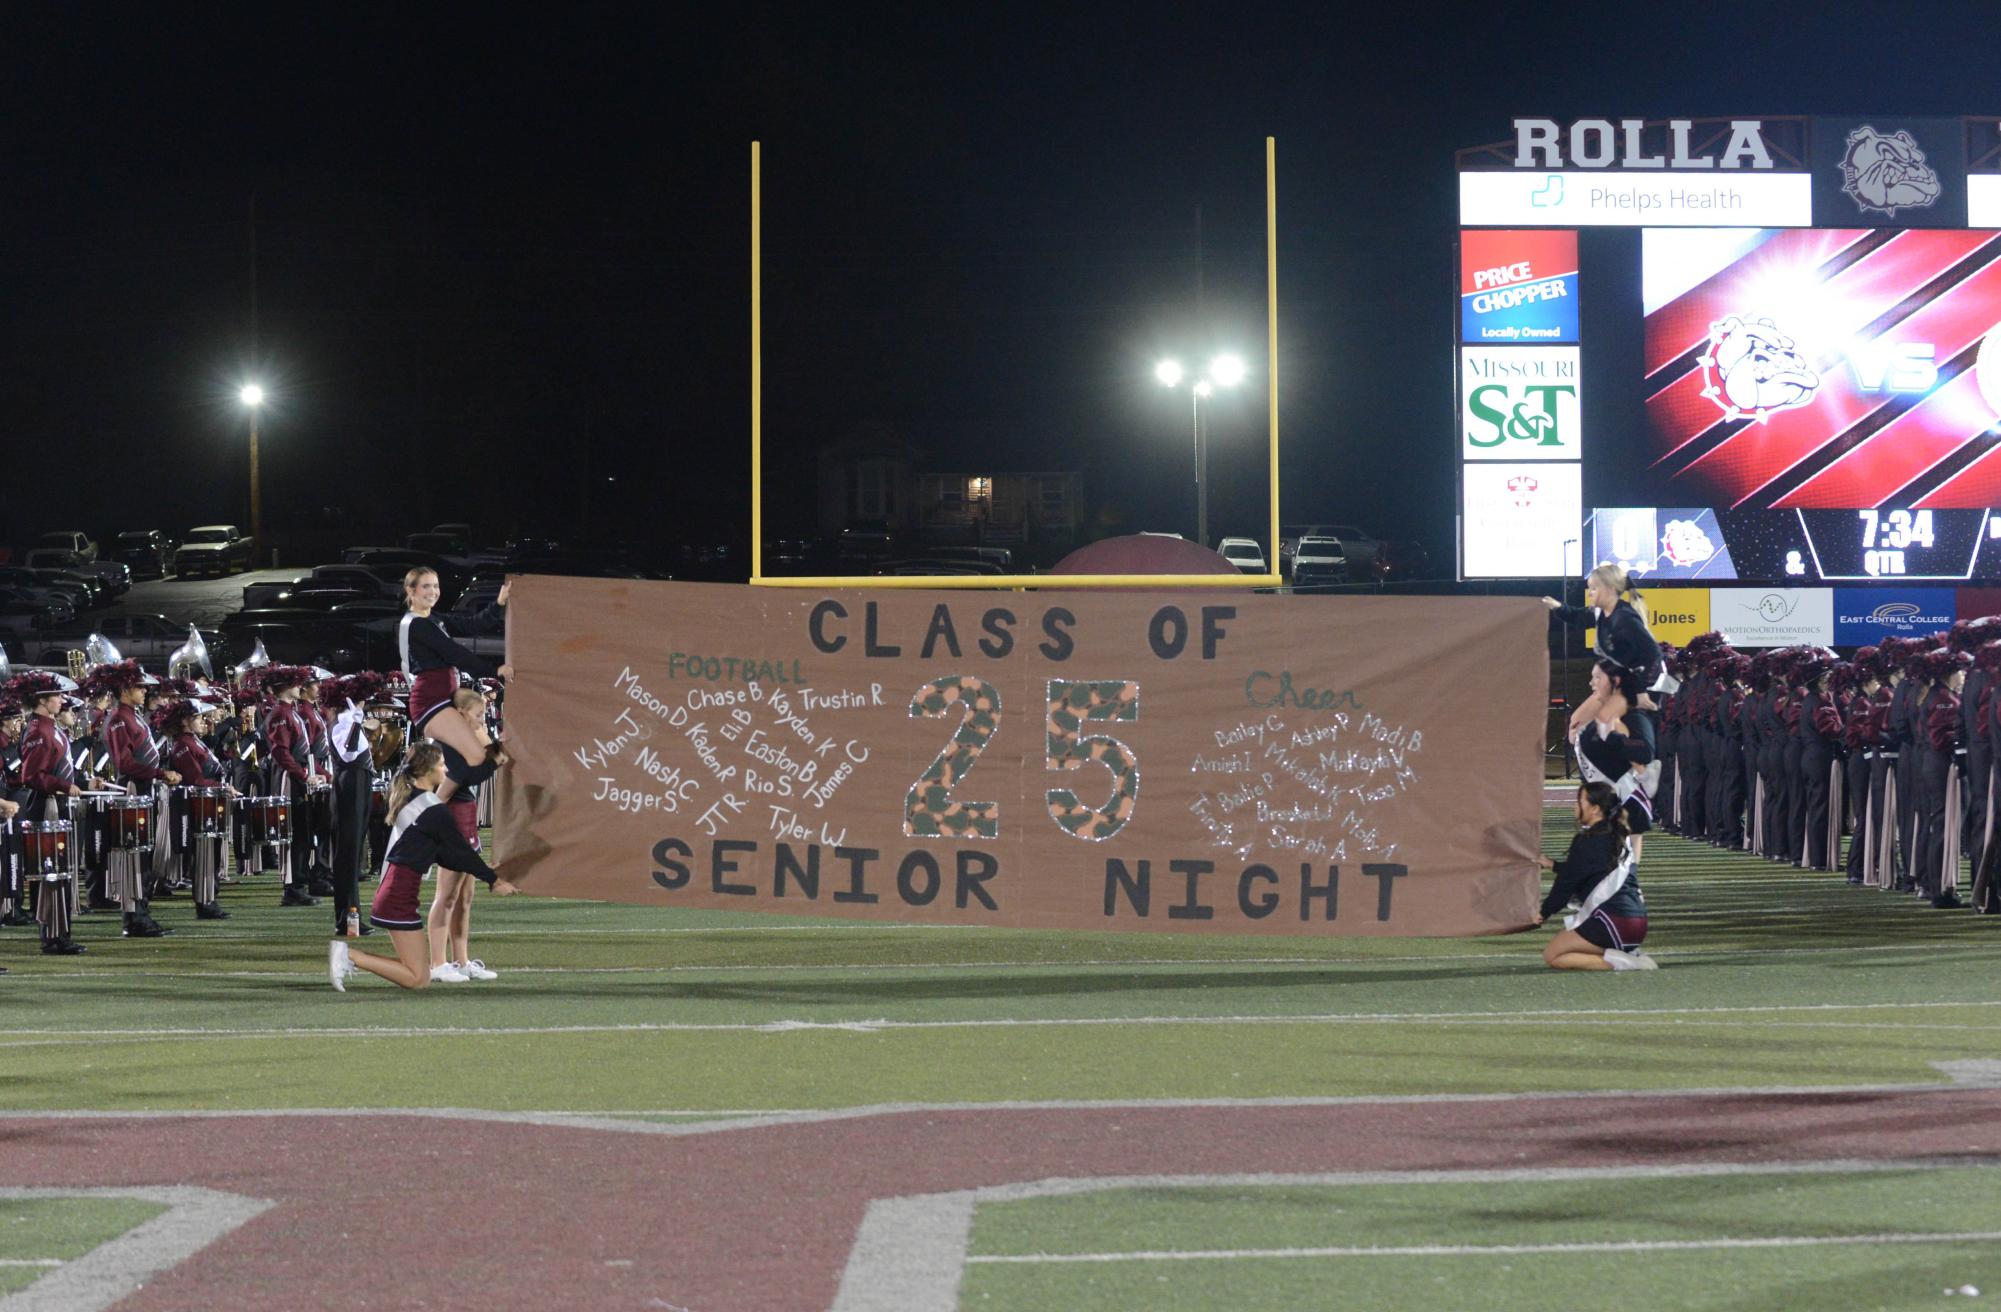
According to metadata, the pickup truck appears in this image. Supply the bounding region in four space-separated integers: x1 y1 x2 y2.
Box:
175 525 254 577
32 531 97 563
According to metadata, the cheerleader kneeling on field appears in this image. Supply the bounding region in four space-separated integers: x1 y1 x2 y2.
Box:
1536 780 1658 972
328 742 516 992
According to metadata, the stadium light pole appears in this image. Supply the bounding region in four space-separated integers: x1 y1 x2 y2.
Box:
1155 354 1247 548
240 384 265 557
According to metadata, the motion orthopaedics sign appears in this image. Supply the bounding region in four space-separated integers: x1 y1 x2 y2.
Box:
494 578 1546 936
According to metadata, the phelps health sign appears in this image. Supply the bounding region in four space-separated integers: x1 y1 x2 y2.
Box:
493 578 1548 937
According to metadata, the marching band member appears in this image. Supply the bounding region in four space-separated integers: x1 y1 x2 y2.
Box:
324 673 384 939
398 570 510 804
328 742 516 993
262 667 323 907
1917 647 1972 909
222 690 262 875
297 668 338 898
101 660 174 937
1 696 30 933
1838 658 1877 885
1952 620 2001 880
1975 642 2001 913
6 672 86 955
1799 654 1843 872
164 699 233 920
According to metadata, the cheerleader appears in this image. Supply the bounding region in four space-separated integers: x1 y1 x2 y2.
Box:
1543 564 1664 734
1535 780 1656 971
1916 647 1972 909
425 688 506 983
398 571 511 804
1569 659 1656 856
328 742 516 992
163 700 233 920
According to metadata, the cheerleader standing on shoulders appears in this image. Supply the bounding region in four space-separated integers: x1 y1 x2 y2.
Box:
1536 780 1656 972
1543 565 1664 734
398 572 510 804
329 742 515 992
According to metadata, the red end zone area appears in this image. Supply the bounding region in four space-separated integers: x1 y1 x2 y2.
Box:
11 1086 2001 1311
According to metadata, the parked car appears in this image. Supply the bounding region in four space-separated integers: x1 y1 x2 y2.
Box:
0 567 93 612
216 619 371 673
0 596 70 642
308 564 403 599
348 550 470 602
32 531 97 563
1217 537 1268 573
1371 539 1432 583
243 577 309 610
110 530 177 578
38 613 225 670
1289 536 1349 589
270 585 378 611
26 552 130 597
407 530 470 556
176 525 254 577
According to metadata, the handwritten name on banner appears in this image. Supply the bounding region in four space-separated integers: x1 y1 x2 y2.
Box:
494 579 1545 936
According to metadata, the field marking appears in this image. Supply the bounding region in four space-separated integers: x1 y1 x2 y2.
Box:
6 1072 2000 1137
966 1229 2001 1263
832 1158 2001 1312
4 996 2001 1046
14 936 2001 981
0 1263 60 1269
0 1186 271 1312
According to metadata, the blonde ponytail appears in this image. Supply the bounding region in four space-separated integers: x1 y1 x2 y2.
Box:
386 741 444 827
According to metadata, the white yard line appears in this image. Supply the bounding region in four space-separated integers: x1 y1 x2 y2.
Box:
831 1159 2001 1312
966 1229 2001 1263
3 997 2001 1045
0 1187 271 1312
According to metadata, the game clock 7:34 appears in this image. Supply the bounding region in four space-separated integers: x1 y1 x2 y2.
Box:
1794 509 1989 580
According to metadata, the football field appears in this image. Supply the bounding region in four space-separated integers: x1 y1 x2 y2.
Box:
3 810 1999 1310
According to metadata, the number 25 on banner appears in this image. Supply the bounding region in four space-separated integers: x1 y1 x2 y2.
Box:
905 677 1141 843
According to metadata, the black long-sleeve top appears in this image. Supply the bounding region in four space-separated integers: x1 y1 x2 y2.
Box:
439 740 499 796
399 608 502 679
1551 599 1662 688
1541 824 1645 920
385 797 498 884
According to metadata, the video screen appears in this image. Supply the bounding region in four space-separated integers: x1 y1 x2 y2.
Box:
1459 226 2001 581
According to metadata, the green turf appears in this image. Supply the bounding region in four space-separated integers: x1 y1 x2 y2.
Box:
2 817 1998 1112
961 1168 2001 1311
0 1197 168 1295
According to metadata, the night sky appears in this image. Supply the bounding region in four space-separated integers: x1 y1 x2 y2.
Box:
7 3 2001 567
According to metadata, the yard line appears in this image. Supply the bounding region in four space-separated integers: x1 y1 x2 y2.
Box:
0 1259 62 1267
4 997 2001 1044
966 1229 2001 1264
9 938 1996 984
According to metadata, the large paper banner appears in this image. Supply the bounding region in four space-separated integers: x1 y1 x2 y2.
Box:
494 579 1546 936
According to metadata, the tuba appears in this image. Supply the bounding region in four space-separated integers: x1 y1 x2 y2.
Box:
169 626 213 680
231 637 272 685
84 631 123 669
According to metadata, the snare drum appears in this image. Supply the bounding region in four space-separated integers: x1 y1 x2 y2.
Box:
244 795 291 845
84 793 153 851
176 785 229 836
19 820 74 875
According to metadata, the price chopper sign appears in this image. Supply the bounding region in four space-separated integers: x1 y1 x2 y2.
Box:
494 578 1547 936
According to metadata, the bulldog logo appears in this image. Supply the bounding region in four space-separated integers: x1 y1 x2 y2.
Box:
1698 315 1821 423
1660 518 1715 568
1840 126 1941 216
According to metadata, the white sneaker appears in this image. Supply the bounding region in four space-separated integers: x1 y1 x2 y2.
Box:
458 959 497 981
429 962 470 984
1604 948 1660 972
328 940 353 992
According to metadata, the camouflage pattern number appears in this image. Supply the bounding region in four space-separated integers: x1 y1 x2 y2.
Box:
905 675 1001 840
1044 679 1140 841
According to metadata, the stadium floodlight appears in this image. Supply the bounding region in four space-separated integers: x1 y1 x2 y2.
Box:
1193 379 1214 398
239 383 265 407
1208 353 1248 388
1154 359 1184 387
